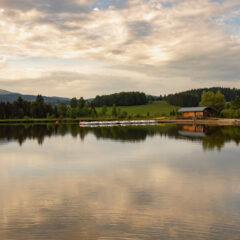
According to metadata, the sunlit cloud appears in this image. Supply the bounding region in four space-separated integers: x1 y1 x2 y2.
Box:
0 0 240 97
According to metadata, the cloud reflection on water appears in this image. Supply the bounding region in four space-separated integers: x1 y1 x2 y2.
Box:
0 126 240 239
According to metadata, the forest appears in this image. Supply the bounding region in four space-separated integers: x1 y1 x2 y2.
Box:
0 95 96 119
91 92 148 107
166 87 240 107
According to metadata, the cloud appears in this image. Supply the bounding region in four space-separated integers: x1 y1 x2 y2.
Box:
0 0 240 97
0 71 142 97
127 21 153 38
0 0 96 13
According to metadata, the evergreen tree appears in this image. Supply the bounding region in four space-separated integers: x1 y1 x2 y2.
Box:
57 102 67 117
90 107 98 117
214 90 226 112
78 97 85 109
70 98 78 108
111 104 117 116
232 96 240 109
100 105 108 116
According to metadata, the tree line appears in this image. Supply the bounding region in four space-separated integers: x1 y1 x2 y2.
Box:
0 95 134 119
166 93 199 107
166 87 240 107
0 95 99 119
91 92 148 107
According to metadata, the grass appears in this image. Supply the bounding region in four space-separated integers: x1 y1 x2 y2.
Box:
96 101 179 117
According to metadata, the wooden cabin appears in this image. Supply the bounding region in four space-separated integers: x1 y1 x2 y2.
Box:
178 107 216 119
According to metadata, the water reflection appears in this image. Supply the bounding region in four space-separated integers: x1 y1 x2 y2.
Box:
1 124 240 151
0 124 240 239
179 125 208 137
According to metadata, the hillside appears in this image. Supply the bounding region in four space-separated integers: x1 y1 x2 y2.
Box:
96 101 178 117
0 89 70 105
179 87 240 101
92 91 148 107
0 89 15 95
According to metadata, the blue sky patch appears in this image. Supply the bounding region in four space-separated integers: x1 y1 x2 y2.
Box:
161 2 175 8
92 0 128 10
225 16 240 25
211 0 223 3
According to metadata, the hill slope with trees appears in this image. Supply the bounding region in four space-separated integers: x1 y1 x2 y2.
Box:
166 87 240 107
92 92 148 107
0 89 70 105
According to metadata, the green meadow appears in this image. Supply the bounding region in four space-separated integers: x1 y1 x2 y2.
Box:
96 101 179 117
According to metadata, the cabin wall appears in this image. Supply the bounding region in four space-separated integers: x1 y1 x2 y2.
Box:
196 112 203 116
181 109 216 119
182 112 203 118
183 112 195 118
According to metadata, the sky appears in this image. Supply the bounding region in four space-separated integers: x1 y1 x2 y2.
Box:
0 0 240 98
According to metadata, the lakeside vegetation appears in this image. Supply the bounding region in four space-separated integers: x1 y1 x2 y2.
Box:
0 91 178 122
200 90 240 118
166 87 240 107
1 88 240 122
0 101 178 123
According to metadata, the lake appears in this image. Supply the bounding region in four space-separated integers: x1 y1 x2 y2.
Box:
0 124 240 240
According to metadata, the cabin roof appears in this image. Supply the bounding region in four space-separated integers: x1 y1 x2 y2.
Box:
178 107 214 112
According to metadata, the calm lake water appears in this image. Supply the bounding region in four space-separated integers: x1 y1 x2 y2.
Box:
0 124 240 240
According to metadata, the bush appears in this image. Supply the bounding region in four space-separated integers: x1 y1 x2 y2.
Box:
220 109 240 118
135 113 142 118
170 110 176 116
118 111 128 119
46 113 53 119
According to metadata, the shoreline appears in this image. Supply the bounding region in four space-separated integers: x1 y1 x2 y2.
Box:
0 118 240 126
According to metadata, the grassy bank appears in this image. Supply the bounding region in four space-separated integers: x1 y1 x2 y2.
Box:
0 116 161 124
0 118 101 124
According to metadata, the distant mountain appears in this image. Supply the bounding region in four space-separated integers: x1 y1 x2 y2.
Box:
0 89 70 105
0 89 17 95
